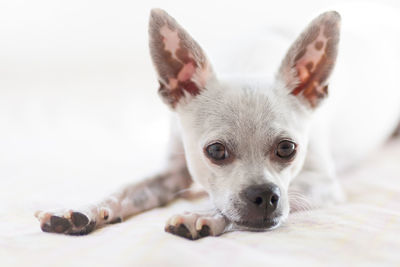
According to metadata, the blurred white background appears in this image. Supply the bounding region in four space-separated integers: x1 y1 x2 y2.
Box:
0 0 399 218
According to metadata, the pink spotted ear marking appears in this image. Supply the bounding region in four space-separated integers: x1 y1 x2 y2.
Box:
279 11 341 108
294 29 328 87
291 22 337 107
149 9 213 108
159 25 198 93
160 26 180 55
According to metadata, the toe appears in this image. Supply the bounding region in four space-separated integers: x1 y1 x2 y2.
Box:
49 216 71 233
165 223 194 240
198 225 211 238
175 224 193 240
34 210 42 218
40 222 52 233
70 212 89 228
70 220 96 236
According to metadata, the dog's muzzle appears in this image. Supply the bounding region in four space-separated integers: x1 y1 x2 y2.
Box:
236 183 282 229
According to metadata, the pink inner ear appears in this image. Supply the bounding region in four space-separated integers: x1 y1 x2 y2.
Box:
291 25 334 107
160 25 200 93
167 63 196 90
151 10 213 108
160 26 180 58
295 36 327 84
177 63 196 81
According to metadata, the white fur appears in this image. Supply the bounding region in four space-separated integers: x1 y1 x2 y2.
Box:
170 3 400 228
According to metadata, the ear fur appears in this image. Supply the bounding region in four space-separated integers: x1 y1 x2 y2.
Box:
149 9 215 108
277 11 341 108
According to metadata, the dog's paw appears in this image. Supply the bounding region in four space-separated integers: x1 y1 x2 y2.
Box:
165 211 228 240
35 210 96 235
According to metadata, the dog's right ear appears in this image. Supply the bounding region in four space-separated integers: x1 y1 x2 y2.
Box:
276 11 341 109
149 9 216 108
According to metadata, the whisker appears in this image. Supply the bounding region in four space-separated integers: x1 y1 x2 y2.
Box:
288 190 314 213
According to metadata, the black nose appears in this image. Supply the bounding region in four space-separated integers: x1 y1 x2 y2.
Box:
244 183 280 215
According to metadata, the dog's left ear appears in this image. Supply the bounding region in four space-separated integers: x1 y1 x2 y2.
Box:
277 11 341 108
149 9 216 108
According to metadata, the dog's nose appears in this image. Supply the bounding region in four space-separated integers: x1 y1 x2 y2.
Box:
244 183 280 215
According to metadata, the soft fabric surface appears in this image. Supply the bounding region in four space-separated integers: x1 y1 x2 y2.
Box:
2 139 400 267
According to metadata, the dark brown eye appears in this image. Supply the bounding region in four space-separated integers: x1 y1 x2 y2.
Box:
276 140 296 159
206 142 228 162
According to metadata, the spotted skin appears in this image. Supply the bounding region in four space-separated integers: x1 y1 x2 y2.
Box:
35 167 192 235
149 9 214 108
279 11 341 108
36 133 193 236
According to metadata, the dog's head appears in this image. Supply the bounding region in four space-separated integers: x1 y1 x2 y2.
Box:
148 9 340 230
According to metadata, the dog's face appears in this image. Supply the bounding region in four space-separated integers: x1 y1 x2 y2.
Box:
149 9 340 229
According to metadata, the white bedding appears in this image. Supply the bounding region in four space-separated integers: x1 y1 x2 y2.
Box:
1 139 400 267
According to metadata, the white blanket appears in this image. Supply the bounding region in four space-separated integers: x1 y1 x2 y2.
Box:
2 139 400 267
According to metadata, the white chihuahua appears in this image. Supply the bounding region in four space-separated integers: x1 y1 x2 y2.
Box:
36 8 400 239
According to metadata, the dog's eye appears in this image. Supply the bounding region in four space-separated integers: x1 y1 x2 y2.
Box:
276 140 296 159
205 142 229 162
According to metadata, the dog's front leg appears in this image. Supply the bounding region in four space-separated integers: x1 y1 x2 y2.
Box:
35 130 193 235
289 130 345 212
289 170 345 212
35 167 191 235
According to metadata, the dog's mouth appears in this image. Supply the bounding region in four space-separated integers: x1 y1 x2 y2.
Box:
232 216 282 231
217 202 286 231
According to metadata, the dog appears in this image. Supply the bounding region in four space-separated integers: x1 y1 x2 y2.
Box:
35 7 400 239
